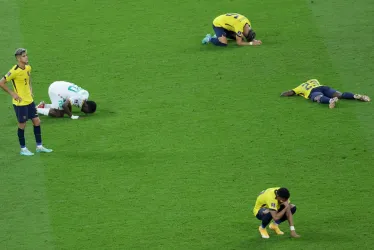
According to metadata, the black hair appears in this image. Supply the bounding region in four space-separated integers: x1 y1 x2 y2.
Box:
85 101 97 113
15 48 26 57
276 188 290 199
245 29 256 42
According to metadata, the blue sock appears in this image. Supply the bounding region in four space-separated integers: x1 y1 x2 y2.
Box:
320 96 331 104
34 126 42 146
17 128 25 148
210 37 227 47
341 92 355 99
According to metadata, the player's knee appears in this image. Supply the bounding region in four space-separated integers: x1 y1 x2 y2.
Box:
334 91 342 98
18 122 26 129
218 36 228 44
290 204 297 214
313 95 323 103
262 209 270 214
32 117 41 126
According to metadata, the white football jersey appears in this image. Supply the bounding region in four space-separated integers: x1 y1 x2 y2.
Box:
48 81 89 108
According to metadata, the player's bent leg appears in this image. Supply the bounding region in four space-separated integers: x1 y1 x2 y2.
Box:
210 26 228 47
332 91 343 98
209 35 227 47
37 108 51 116
256 208 271 239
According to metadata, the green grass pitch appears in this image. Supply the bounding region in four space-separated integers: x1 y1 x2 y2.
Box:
1 0 374 249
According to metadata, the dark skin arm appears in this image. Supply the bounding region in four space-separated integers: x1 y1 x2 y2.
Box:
62 100 73 117
280 90 296 97
48 108 66 118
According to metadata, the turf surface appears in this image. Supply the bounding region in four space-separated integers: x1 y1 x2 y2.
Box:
1 0 373 249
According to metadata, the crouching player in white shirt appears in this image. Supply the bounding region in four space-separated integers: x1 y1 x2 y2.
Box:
36 81 97 119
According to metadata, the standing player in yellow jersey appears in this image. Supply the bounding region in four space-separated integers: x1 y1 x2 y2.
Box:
253 187 300 239
0 48 52 156
281 79 370 108
202 13 262 46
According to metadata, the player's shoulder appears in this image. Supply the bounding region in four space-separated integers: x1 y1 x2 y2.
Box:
26 64 32 71
9 64 19 72
5 65 20 78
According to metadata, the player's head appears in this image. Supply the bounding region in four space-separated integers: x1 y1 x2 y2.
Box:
275 188 290 202
244 25 256 42
14 48 28 64
81 100 97 114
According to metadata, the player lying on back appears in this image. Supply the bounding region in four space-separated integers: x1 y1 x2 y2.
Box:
281 79 370 108
36 81 96 119
253 187 300 239
202 13 262 47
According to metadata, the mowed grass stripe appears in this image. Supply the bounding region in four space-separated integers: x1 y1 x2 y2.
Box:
0 1 55 249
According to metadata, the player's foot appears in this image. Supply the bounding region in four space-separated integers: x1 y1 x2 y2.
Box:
36 146 53 153
36 101 45 108
354 94 371 102
259 226 270 239
269 222 284 235
329 97 339 109
20 148 34 156
212 34 217 39
202 34 212 44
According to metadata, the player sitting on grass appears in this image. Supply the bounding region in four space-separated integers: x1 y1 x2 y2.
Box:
202 13 262 47
253 187 300 239
281 79 370 108
36 81 96 119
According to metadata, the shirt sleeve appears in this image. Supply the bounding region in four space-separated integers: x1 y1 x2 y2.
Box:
4 68 16 82
267 199 278 211
69 97 80 107
234 24 244 37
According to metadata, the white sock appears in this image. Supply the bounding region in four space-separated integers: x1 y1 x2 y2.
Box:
37 108 50 116
44 104 52 108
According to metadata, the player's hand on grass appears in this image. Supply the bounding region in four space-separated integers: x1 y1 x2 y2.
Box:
11 92 22 102
71 115 79 120
290 230 300 238
251 39 262 46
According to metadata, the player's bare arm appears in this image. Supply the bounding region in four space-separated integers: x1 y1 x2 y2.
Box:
235 35 262 46
280 90 296 96
286 205 301 238
0 77 22 101
62 100 73 117
269 203 289 221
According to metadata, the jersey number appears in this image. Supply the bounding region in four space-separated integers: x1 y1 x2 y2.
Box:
68 85 82 93
226 13 239 19
24 78 28 85
301 82 313 90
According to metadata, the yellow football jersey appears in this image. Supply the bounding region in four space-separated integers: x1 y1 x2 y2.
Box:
4 64 33 106
213 13 251 37
292 79 322 99
253 187 282 216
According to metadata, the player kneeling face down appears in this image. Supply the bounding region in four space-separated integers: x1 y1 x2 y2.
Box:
36 81 97 119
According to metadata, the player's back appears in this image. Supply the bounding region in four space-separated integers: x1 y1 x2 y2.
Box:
49 81 88 99
292 79 322 99
253 187 280 215
213 13 250 29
